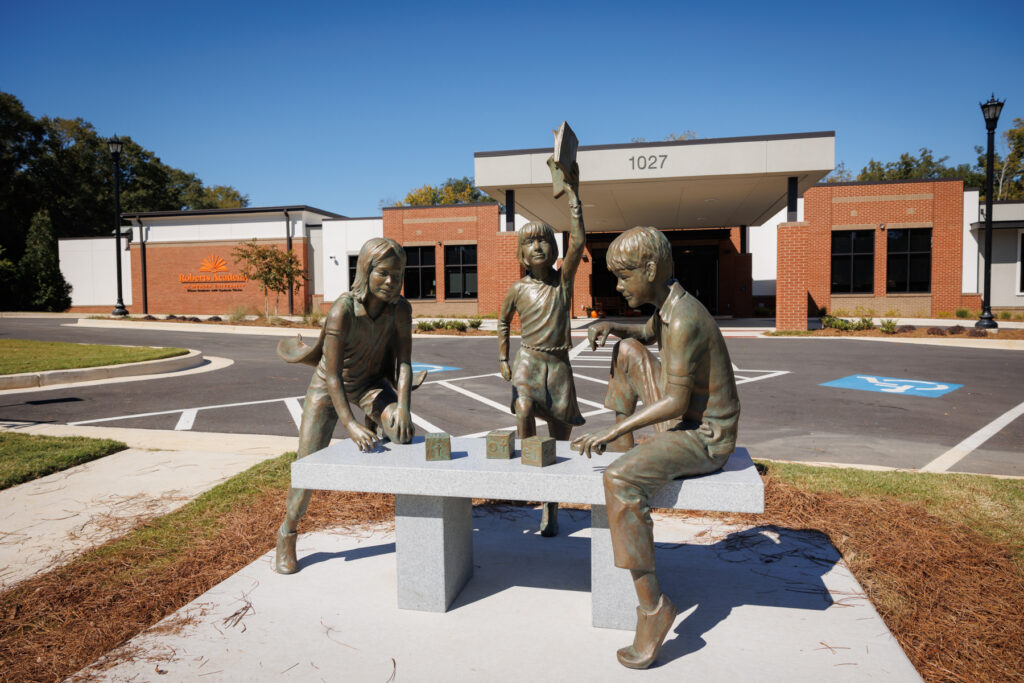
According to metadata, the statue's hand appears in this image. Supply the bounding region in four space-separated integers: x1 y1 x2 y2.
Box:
570 428 614 459
566 161 581 196
346 420 379 452
499 359 511 381
588 323 612 351
394 406 414 444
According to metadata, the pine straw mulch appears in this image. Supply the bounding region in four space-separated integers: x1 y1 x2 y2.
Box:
2 475 1024 683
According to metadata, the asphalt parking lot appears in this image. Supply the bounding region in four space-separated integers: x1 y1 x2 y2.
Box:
2 317 1022 476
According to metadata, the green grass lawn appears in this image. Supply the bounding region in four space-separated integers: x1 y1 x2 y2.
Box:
0 339 188 375
0 432 127 489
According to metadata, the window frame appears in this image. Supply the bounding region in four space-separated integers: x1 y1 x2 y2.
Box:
403 245 437 301
347 254 358 292
443 244 478 300
830 229 875 295
885 227 932 294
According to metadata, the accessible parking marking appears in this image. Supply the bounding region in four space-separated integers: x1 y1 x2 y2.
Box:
821 375 962 397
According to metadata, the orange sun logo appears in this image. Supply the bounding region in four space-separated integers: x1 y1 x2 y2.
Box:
199 254 228 273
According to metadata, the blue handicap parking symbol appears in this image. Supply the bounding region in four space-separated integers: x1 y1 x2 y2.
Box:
821 375 962 398
412 362 460 374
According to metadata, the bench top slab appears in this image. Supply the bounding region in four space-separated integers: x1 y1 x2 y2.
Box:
292 437 764 514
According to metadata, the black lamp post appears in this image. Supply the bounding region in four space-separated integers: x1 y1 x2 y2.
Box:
108 136 128 317
976 95 1004 329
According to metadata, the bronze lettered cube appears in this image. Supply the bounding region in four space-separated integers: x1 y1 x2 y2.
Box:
425 432 452 461
485 430 514 459
521 435 555 467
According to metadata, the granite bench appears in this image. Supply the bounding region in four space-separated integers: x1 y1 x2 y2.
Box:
291 436 764 630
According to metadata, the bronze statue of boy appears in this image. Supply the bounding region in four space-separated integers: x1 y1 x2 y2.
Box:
273 237 416 574
498 154 586 538
572 226 740 669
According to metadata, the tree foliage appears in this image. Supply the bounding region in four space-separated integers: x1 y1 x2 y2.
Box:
825 161 853 183
398 176 494 206
18 209 72 311
977 116 1024 200
0 91 249 265
231 239 307 318
856 147 983 187
631 131 698 143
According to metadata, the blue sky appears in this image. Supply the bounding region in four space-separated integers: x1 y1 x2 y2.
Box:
3 0 1022 217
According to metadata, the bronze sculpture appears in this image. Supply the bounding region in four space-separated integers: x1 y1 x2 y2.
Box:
273 237 417 574
498 122 586 537
571 226 741 669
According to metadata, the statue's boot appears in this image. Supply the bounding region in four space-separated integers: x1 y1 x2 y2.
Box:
539 502 559 537
616 594 678 669
274 528 299 574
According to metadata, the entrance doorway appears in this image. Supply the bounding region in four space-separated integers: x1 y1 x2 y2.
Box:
674 245 718 314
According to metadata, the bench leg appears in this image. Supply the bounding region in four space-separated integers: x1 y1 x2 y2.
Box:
591 504 641 630
394 494 473 612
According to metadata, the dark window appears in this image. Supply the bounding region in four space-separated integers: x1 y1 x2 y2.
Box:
831 230 874 294
444 245 477 299
886 228 931 293
404 246 436 300
347 255 358 291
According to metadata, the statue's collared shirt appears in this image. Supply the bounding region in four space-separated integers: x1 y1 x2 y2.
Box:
649 280 740 445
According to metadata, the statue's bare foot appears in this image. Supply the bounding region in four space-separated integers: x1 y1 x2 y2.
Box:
274 529 299 574
616 594 677 669
539 502 559 537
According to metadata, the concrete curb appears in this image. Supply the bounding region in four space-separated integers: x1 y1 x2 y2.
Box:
0 349 205 390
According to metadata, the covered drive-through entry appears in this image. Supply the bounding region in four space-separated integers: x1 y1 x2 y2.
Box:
474 131 834 316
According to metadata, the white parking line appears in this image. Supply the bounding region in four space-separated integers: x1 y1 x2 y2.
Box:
921 400 1024 473
458 407 612 438
174 409 197 431
284 398 304 429
70 395 305 425
435 380 511 414
410 411 443 434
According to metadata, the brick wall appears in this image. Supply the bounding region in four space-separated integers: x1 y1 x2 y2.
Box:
776 222 810 330
126 239 309 316
776 180 967 329
382 203 522 318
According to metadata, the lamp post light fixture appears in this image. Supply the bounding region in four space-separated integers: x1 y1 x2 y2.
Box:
108 135 128 317
976 94 1004 330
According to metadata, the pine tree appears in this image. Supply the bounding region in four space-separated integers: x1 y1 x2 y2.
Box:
19 209 72 311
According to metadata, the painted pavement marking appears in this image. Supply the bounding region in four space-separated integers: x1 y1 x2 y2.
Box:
821 375 962 397
284 398 304 430
174 409 197 431
921 400 1024 473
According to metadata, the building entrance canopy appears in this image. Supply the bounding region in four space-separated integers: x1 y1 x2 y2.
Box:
475 132 835 232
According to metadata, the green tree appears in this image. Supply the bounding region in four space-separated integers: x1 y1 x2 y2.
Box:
231 239 307 318
0 246 20 310
631 131 698 143
0 91 248 260
856 147 984 188
825 161 853 183
18 209 71 311
398 176 494 206
974 117 1024 200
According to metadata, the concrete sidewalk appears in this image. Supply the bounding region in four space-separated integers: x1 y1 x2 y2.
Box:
0 447 275 589
77 509 922 682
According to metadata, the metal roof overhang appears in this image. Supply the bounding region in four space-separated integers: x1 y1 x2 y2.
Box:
474 132 835 232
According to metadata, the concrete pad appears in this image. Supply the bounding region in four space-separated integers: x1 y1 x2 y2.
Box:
78 508 921 682
0 448 271 589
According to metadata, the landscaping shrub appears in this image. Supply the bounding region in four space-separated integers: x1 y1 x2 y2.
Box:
447 320 468 332
853 317 874 331
468 317 483 329
896 325 916 334
968 328 988 338
880 319 897 335
955 308 971 319
998 311 1012 320
937 311 953 319
949 325 965 335
416 321 435 332
927 327 947 336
